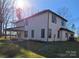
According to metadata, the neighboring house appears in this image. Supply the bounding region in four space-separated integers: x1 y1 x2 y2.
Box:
7 10 74 41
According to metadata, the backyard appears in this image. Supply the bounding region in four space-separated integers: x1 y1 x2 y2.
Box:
0 38 79 58
0 40 44 58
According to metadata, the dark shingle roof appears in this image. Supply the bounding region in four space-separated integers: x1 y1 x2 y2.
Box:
60 28 74 33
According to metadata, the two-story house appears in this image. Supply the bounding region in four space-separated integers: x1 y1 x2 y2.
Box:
8 10 74 41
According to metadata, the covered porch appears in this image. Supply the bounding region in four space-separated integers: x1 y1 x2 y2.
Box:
59 28 74 41
4 26 26 40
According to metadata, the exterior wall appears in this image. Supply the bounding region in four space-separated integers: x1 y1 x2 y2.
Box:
61 30 73 41
15 20 25 28
61 31 67 41
26 12 48 41
15 11 71 42
48 12 58 41
48 12 67 41
16 12 48 41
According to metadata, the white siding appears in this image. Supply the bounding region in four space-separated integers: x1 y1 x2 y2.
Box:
48 13 58 41
16 12 48 41
27 12 48 41
15 10 72 42
48 12 67 41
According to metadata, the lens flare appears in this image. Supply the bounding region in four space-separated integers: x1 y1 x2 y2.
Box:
15 0 31 9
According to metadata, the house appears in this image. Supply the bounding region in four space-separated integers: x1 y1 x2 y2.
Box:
5 9 74 41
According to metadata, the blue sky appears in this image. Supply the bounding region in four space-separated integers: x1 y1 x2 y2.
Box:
26 0 79 28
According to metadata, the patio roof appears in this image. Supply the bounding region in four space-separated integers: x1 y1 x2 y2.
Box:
4 26 25 32
59 28 74 33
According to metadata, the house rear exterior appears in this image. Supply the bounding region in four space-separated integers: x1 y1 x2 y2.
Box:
15 10 74 42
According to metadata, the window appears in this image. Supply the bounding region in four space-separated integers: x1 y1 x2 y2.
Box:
18 32 21 37
31 30 34 38
25 19 28 25
57 31 59 38
41 29 45 38
61 20 65 26
65 33 68 38
54 34 56 40
48 29 52 38
52 14 57 24
24 31 28 37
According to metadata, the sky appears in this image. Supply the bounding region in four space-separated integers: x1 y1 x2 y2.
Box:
22 0 79 28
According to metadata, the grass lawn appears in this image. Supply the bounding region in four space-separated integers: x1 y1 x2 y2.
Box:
0 39 79 58
15 40 79 58
0 42 44 58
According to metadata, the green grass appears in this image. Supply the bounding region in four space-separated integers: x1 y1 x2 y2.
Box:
16 40 79 58
16 48 44 58
0 42 44 58
0 40 79 58
0 36 16 40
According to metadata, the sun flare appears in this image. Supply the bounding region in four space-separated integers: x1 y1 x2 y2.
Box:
15 0 31 9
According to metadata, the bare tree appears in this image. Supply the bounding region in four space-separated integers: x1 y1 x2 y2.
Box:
0 0 15 38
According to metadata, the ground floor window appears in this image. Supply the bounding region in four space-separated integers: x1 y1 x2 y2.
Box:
17 32 21 37
48 29 52 38
54 34 56 40
41 29 45 38
31 30 34 38
65 33 68 38
57 31 60 38
24 31 28 37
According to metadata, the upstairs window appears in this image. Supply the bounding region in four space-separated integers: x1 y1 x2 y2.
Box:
61 20 65 26
52 14 57 24
65 33 68 38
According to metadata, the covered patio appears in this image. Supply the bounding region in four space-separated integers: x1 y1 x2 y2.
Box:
4 26 25 40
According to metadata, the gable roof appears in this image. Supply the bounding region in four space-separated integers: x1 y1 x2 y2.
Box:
15 9 68 23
